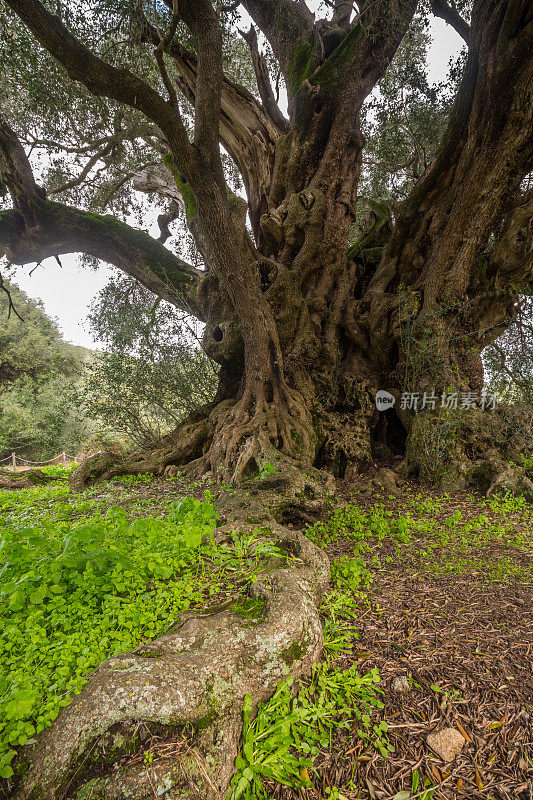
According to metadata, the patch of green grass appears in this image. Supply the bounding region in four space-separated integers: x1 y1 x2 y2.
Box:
112 472 154 485
36 463 77 479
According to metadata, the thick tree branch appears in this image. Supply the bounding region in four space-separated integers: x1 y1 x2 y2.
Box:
323 0 418 106
488 190 533 289
0 110 43 209
431 0 470 44
240 0 314 84
301 0 418 186
141 26 282 233
0 112 201 317
369 0 533 307
0 113 200 314
331 0 354 28
3 0 195 176
0 202 203 318
132 164 185 211
177 0 225 184
241 26 290 132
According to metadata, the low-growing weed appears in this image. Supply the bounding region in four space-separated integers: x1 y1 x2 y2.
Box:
0 488 282 780
330 553 373 591
228 664 389 799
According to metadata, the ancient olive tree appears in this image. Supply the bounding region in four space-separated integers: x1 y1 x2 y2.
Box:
0 0 530 491
0 1 532 798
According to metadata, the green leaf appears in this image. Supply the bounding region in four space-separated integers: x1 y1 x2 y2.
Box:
5 689 38 720
0 766 14 779
9 589 26 610
29 586 48 604
411 768 420 793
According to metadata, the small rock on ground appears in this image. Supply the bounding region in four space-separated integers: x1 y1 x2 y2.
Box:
426 728 465 761
391 675 410 693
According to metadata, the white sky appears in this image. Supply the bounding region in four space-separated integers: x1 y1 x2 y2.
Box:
12 14 463 349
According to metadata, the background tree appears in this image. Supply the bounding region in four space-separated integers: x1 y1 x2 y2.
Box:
0 279 91 459
484 295 533 408
83 277 217 447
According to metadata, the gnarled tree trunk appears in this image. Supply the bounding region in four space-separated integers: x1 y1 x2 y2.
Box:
66 0 532 490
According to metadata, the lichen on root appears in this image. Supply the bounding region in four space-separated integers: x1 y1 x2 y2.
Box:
11 521 329 800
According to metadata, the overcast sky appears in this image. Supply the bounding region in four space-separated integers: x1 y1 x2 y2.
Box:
12 13 464 349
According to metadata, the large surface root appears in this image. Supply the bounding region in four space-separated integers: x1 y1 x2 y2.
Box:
69 389 317 492
69 417 213 491
0 469 64 490
13 524 329 800
206 385 315 484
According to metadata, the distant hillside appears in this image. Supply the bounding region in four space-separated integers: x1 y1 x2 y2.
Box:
0 280 97 459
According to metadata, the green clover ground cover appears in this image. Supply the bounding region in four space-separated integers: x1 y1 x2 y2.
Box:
0 481 266 780
307 492 533 584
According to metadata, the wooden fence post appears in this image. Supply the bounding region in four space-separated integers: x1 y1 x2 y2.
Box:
12 452 16 468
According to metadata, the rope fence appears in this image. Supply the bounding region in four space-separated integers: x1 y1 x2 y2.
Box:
0 451 79 468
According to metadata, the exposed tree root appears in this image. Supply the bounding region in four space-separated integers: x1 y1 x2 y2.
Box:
13 522 330 800
206 385 315 484
69 389 316 491
0 469 65 490
69 416 213 491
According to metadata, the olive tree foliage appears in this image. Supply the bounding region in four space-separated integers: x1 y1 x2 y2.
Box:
82 277 218 448
0 0 251 228
484 295 533 408
358 15 458 204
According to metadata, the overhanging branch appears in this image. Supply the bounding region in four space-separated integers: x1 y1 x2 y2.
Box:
0 203 203 319
0 111 202 317
3 0 195 176
431 0 470 44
